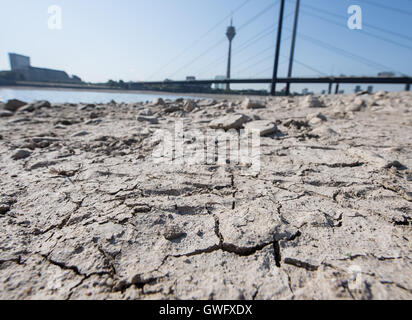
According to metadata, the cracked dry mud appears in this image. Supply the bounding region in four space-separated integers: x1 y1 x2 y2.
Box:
0 91 411 300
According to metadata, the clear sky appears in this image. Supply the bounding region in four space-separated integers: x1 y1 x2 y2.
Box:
1 0 411 93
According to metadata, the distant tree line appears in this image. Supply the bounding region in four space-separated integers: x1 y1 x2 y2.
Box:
103 79 270 95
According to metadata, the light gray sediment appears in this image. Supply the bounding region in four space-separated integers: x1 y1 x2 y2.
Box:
0 92 411 300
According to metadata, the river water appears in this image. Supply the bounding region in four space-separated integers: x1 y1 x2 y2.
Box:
0 87 201 104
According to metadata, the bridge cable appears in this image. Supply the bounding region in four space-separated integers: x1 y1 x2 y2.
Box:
167 0 280 79
145 0 251 80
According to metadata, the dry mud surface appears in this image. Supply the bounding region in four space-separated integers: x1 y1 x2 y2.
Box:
0 92 411 300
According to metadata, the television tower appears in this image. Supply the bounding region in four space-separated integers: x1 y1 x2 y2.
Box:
225 18 236 91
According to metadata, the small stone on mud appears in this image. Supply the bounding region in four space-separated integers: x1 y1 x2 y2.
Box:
163 225 186 241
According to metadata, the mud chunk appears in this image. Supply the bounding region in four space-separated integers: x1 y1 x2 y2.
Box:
163 225 186 241
310 126 338 137
302 95 324 108
0 197 16 214
132 204 152 214
346 97 366 112
241 98 266 109
0 204 10 215
283 119 309 130
72 131 89 137
0 110 13 117
5 99 27 112
183 100 197 112
18 100 51 113
152 98 165 106
209 114 248 130
11 149 32 160
137 116 159 124
244 120 277 136
197 99 216 107
307 112 327 124
29 160 58 170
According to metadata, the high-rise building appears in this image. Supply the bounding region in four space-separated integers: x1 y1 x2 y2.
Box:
214 76 225 90
367 85 373 93
225 19 236 91
354 85 362 93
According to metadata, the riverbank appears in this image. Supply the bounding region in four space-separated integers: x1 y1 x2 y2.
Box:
0 85 253 105
0 92 411 299
0 84 250 101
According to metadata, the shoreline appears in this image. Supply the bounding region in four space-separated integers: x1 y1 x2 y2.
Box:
0 85 250 101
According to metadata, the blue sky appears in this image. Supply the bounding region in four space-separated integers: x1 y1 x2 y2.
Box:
1 0 411 93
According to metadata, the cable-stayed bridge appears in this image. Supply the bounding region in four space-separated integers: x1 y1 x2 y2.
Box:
139 0 412 95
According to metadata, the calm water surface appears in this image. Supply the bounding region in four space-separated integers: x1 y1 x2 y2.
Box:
0 88 201 104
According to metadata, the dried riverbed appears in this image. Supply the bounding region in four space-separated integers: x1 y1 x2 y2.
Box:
0 91 411 299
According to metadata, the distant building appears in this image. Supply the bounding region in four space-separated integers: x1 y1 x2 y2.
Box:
302 88 309 95
7 53 81 83
321 90 326 95
378 71 395 77
9 53 30 70
186 76 196 81
214 76 226 90
367 85 373 93
354 85 362 93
